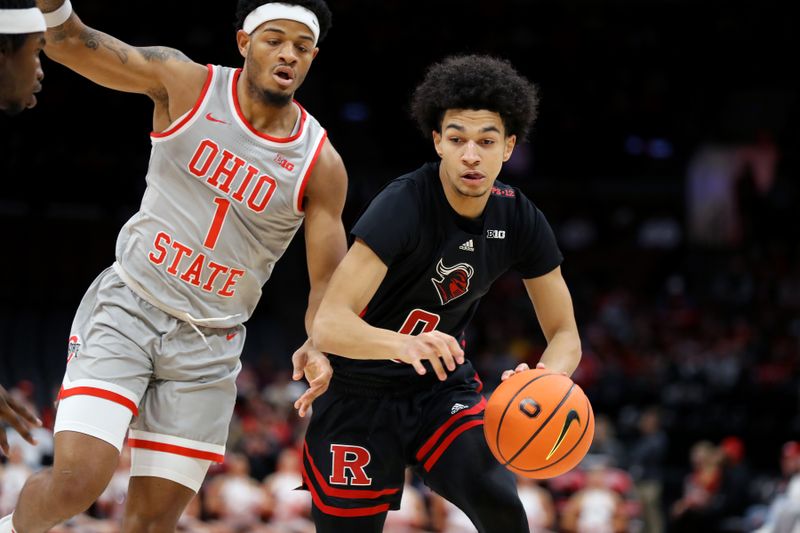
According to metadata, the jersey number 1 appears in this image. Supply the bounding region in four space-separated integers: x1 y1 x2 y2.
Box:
203 197 230 250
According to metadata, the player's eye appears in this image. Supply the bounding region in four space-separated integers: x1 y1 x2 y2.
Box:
481 139 496 145
449 137 462 144
296 44 309 53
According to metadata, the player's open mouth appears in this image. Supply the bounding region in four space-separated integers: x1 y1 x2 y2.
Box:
461 171 486 182
273 67 295 88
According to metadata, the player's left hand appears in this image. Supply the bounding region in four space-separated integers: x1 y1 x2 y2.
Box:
501 363 531 381
291 339 332 418
0 385 42 455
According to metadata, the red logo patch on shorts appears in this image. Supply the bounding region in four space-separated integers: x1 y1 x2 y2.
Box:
67 334 81 363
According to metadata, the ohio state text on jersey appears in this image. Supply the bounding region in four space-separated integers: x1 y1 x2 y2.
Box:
115 65 327 328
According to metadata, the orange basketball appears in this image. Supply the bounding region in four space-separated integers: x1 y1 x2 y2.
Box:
483 368 595 479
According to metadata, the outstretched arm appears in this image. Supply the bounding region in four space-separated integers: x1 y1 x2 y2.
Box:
36 0 207 129
523 266 582 376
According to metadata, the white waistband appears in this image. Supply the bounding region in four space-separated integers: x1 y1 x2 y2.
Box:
112 262 240 330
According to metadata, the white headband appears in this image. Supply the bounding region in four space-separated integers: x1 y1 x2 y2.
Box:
0 7 46 34
243 3 320 46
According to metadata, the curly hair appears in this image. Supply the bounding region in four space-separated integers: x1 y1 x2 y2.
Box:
235 0 332 43
411 55 539 140
0 0 38 54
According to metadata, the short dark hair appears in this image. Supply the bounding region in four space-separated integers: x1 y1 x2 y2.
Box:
0 0 38 55
235 0 332 43
411 55 539 140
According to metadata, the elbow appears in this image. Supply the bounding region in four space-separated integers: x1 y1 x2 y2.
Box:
312 311 335 354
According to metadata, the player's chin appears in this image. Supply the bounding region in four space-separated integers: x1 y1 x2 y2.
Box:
457 184 491 198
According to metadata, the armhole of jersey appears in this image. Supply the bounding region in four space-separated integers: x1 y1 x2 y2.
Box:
292 129 328 216
150 64 215 142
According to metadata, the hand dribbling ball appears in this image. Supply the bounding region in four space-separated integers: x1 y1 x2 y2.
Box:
484 369 594 478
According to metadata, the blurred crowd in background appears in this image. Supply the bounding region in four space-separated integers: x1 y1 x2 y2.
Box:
1 0 798 531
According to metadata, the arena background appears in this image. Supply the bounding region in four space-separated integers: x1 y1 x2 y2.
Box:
0 0 798 531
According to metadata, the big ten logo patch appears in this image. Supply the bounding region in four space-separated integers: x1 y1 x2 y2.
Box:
329 444 372 486
274 153 295 172
67 335 81 363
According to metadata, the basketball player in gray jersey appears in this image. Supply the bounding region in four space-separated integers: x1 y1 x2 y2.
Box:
1 1 347 532
0 0 46 456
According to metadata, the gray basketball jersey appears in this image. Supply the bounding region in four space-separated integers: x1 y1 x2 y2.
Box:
115 64 327 328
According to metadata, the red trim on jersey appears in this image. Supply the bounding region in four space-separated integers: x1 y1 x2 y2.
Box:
303 442 400 499
358 306 368 318
423 419 484 472
295 131 327 212
415 397 486 461
474 371 484 393
231 68 307 143
57 386 139 417
302 468 390 517
127 438 224 463
150 64 214 139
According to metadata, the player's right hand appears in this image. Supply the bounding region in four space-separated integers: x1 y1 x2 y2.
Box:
0 385 42 455
398 331 465 381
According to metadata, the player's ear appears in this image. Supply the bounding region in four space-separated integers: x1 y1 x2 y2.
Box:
236 29 251 59
503 134 517 162
432 131 443 158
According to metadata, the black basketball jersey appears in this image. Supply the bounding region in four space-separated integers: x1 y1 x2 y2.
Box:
331 161 563 379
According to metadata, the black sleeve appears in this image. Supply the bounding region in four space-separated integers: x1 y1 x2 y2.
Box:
513 193 563 278
350 179 421 266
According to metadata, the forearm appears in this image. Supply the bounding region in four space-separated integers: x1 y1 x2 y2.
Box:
38 0 84 61
36 1 188 96
313 306 405 360
304 285 325 337
538 329 581 376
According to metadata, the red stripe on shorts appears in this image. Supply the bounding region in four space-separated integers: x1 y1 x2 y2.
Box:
423 419 484 472
127 439 224 463
415 397 486 461
301 468 390 517
58 386 139 416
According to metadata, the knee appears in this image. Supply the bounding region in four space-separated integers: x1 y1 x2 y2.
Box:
47 465 113 516
123 514 181 533
469 474 527 530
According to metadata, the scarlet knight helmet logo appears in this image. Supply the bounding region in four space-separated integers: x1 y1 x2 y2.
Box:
431 259 474 305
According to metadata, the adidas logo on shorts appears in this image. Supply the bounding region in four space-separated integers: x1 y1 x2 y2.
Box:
451 403 469 415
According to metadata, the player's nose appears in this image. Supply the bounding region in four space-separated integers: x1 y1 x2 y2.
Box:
461 140 480 165
277 42 298 64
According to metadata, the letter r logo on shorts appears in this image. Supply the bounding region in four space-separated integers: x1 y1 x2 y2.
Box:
329 444 372 486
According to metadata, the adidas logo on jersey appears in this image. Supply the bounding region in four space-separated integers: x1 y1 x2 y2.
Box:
451 403 469 415
459 239 475 252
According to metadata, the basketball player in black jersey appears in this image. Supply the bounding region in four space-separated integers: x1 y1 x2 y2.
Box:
307 55 582 532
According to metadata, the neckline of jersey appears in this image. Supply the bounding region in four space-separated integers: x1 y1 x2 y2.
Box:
230 68 307 144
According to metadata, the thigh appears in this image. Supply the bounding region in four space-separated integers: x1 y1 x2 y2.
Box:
302 390 406 530
129 324 244 492
56 267 156 451
416 375 527 533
